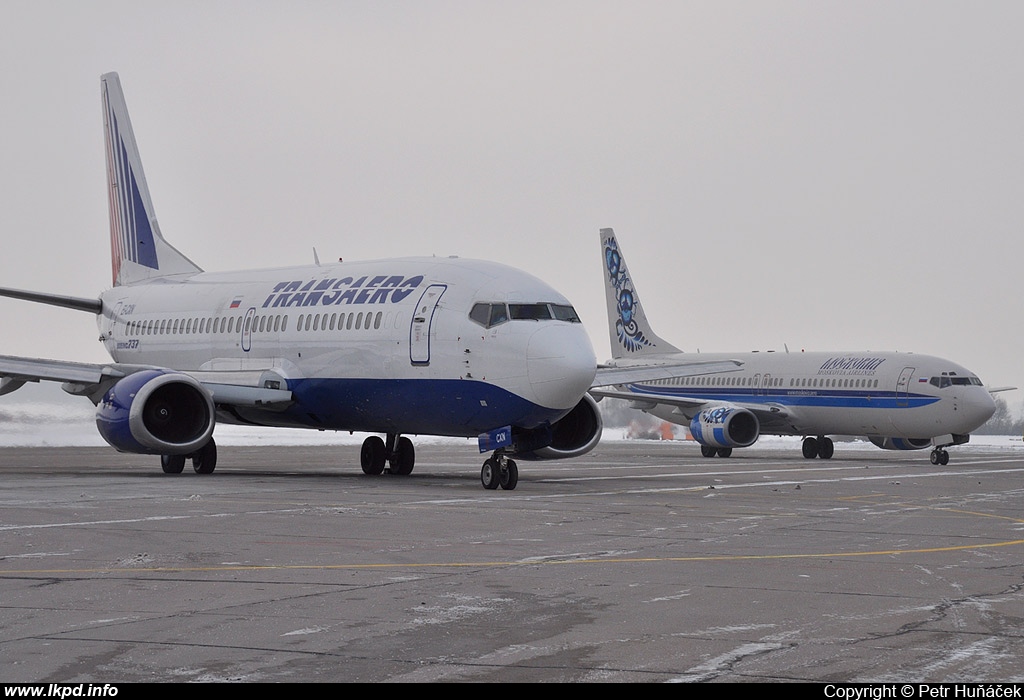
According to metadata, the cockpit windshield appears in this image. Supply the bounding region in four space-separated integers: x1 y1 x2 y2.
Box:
929 372 984 389
470 302 581 329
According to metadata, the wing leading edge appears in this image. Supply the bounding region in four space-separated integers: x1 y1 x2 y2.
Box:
0 354 292 408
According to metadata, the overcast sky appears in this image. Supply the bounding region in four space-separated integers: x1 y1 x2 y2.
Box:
2 2 1022 408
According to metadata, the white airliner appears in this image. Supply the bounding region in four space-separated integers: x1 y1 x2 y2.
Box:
591 228 1010 464
0 74 734 490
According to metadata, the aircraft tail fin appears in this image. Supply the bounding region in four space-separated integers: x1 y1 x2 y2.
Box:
599 228 682 359
101 72 202 287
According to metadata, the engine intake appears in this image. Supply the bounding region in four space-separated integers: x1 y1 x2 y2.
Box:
512 393 603 460
869 437 932 451
96 370 215 455
689 406 759 449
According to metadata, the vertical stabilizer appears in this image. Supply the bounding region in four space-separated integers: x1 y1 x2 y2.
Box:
101 72 202 286
599 228 681 359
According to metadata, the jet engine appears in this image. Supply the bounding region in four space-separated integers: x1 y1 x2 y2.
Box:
512 393 603 460
689 406 759 449
95 369 215 455
868 437 932 451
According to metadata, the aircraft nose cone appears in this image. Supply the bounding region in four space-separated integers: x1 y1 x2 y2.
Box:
964 389 997 431
526 324 597 409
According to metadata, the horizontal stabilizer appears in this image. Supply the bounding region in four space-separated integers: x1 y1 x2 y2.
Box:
0 286 102 314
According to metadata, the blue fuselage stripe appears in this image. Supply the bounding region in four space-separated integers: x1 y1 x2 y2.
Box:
227 378 560 437
625 385 940 410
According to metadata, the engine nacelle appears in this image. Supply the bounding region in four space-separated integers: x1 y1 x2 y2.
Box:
869 437 932 451
96 370 215 455
512 393 603 460
689 406 759 449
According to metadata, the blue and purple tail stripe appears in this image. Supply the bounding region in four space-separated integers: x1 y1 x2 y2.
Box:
103 83 159 285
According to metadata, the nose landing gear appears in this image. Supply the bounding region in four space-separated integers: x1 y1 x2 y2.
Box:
481 450 519 490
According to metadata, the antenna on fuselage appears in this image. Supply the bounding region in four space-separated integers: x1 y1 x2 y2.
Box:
313 248 321 266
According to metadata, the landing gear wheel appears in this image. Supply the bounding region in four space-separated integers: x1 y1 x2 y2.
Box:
389 436 415 476
161 454 185 474
940 450 949 465
192 439 217 474
360 436 386 475
931 448 949 465
716 448 733 458
499 459 519 490
481 458 500 490
802 437 819 459
700 445 717 458
817 437 834 460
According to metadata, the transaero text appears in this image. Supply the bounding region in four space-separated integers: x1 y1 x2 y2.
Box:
824 685 1021 699
261 275 424 309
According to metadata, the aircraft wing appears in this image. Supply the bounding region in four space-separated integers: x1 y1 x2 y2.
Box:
589 384 795 430
0 355 119 396
591 359 742 388
0 354 293 408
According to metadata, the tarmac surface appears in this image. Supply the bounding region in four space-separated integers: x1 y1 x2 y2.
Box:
2 438 1023 683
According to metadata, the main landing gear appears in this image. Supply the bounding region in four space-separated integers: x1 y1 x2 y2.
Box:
480 449 518 490
160 438 218 474
930 447 950 465
360 433 416 476
700 445 733 458
801 436 834 459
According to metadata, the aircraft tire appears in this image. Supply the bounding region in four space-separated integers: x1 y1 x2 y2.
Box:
161 454 185 474
499 460 518 490
481 459 500 490
802 437 819 459
389 436 415 475
817 437 834 460
361 436 387 475
939 450 949 465
192 439 217 474
700 445 717 458
717 448 733 458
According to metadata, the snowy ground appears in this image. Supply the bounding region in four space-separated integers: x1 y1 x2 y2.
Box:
0 400 1020 450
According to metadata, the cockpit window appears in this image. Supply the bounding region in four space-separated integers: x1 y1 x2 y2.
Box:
469 302 582 328
929 373 983 389
509 304 552 320
551 304 581 322
489 304 509 327
470 303 510 328
469 303 491 326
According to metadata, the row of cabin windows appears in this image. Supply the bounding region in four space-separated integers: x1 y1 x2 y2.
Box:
296 311 384 332
124 316 280 336
653 375 882 389
123 310 384 337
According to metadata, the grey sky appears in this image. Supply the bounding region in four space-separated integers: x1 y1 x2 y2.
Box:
2 2 1022 406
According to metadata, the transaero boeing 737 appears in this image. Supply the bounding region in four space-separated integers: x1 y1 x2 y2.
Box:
590 229 1012 464
0 75 736 490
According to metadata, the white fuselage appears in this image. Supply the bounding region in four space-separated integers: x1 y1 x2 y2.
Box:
98 255 597 437
609 350 996 440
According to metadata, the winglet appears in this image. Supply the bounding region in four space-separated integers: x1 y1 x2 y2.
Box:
101 72 202 286
599 228 681 359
